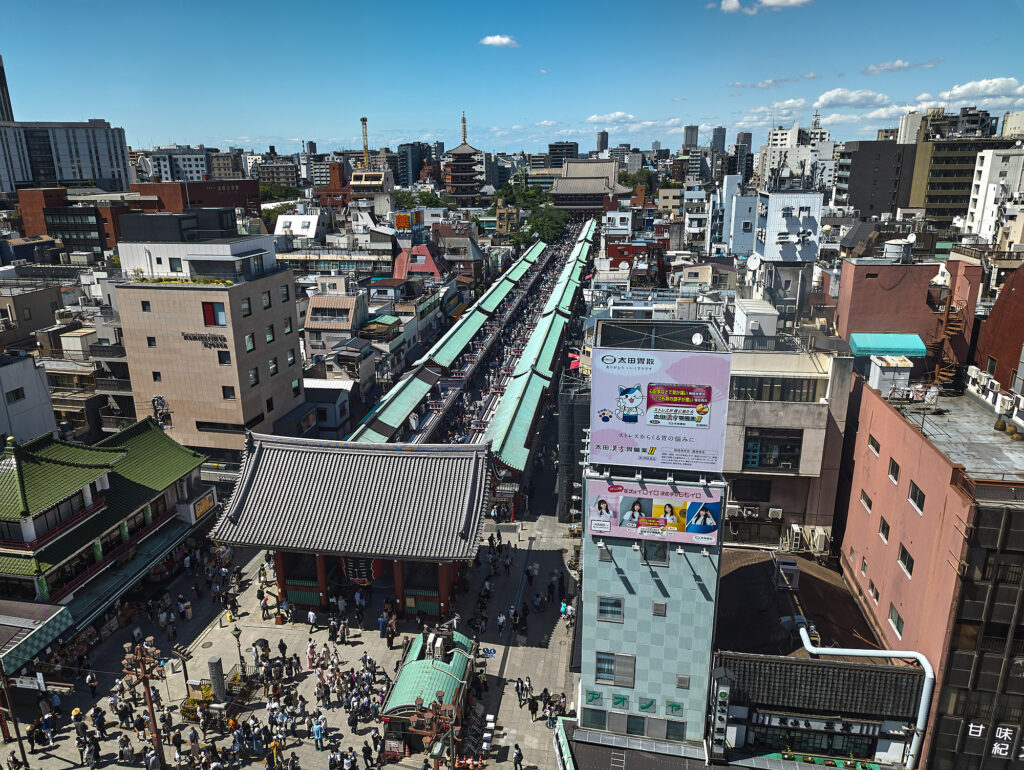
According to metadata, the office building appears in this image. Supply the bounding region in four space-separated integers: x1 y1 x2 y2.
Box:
148 145 212 183
596 130 608 153
396 142 429 187
711 126 726 155
834 140 916 215
0 54 13 122
0 351 57 441
736 132 752 150
257 162 300 188
548 141 579 169
683 125 699 148
577 319 730 756
963 147 1024 242
0 120 130 194
1003 110 1024 138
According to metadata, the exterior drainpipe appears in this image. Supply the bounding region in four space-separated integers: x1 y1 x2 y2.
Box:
796 624 934 770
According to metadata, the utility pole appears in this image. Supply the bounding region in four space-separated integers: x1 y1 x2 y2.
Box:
122 642 167 768
0 658 29 768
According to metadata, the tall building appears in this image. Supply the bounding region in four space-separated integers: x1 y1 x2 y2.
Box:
578 318 731 753
147 145 212 183
0 120 129 194
683 125 699 148
735 131 752 150
548 141 579 169
596 130 609 153
396 142 428 187
834 140 916 215
964 147 1024 242
0 54 13 122
442 113 484 207
711 126 726 155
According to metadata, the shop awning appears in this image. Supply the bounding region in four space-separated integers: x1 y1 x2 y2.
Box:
848 333 927 358
0 600 74 674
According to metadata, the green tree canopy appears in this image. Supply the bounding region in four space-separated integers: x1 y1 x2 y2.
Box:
259 183 300 202
618 169 658 195
261 202 294 229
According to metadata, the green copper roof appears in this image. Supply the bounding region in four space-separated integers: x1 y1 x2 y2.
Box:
384 631 474 716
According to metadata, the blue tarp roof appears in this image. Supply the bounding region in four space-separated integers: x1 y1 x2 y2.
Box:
848 333 927 357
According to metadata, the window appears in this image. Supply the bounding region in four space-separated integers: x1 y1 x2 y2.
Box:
665 720 687 742
202 301 226 327
249 368 259 387
284 317 293 335
595 652 635 687
598 596 624 622
743 427 802 470
909 481 925 513
861 556 867 576
986 357 997 375
280 284 290 302
676 674 690 689
141 300 152 312
218 351 231 365
245 333 255 352
642 541 668 566
626 715 646 736
860 490 872 513
21 307 31 321
261 291 272 309
147 336 156 347
729 376 822 403
868 581 880 604
169 257 182 273
888 603 904 637
287 349 296 366
266 397 274 412
268 358 278 376
581 709 607 730
4 387 25 404
598 548 612 562
742 220 752 232
222 386 236 400
868 434 880 455
898 544 915 577
879 517 890 543
241 297 252 317
291 379 301 397
652 601 667 617
264 325 274 343
888 458 900 484
152 371 161 382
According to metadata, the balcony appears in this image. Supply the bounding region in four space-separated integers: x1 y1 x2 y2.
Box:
94 376 133 394
0 495 107 551
99 407 136 432
89 343 126 360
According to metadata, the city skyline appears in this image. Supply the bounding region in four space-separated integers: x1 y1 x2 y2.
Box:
2 0 1022 154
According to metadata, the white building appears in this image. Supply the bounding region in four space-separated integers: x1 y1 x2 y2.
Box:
1003 110 1024 138
274 208 330 247
0 120 129 194
964 148 1024 243
148 145 211 182
0 352 58 442
728 193 757 257
117 233 279 279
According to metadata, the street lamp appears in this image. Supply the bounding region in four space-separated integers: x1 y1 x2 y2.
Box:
231 626 244 672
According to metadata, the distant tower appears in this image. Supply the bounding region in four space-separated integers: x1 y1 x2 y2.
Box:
711 126 726 155
597 130 609 153
0 55 13 122
736 131 752 149
812 110 821 129
683 125 699 148
461 111 468 144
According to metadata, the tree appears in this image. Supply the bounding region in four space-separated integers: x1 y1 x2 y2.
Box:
618 169 658 195
261 203 295 229
394 190 417 210
415 189 449 209
523 206 569 244
259 183 300 203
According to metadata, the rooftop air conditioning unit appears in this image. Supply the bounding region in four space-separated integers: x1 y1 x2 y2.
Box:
967 365 980 380
433 637 445 661
743 506 760 519
725 504 741 520
767 507 783 521
978 371 991 387
424 633 437 659
810 526 830 554
997 394 1013 414
990 380 1001 393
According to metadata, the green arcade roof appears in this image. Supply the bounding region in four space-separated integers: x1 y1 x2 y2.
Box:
384 631 474 716
428 310 489 368
848 333 926 358
484 372 548 471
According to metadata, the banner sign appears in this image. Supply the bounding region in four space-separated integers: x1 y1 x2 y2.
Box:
587 478 722 546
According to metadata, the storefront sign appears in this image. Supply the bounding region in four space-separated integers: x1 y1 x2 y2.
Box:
193 491 216 520
639 698 656 712
587 477 722 545
611 694 628 709
590 347 730 472
666 700 684 715
990 725 1018 759
181 332 228 349
585 690 602 705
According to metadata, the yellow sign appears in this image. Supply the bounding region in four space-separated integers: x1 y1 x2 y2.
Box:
193 491 216 519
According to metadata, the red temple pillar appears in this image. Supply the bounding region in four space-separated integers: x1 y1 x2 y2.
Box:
393 560 406 617
316 554 329 609
274 551 287 606
437 562 454 619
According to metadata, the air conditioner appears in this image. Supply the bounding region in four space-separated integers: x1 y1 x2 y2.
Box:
424 633 437 659
967 365 980 380
789 524 802 551
990 380 1000 393
810 526 830 554
997 394 1013 413
978 371 991 387
433 637 445 661
725 504 741 520
1015 394 1024 412
742 506 760 518
767 507 783 521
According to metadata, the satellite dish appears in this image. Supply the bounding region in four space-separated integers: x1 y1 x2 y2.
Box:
746 255 762 272
907 233 917 244
691 332 705 346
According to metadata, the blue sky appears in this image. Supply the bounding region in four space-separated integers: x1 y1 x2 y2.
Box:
3 0 1023 154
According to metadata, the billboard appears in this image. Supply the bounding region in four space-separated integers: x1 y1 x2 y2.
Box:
589 347 730 472
586 478 722 546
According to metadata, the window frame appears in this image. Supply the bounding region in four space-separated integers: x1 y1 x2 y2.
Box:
261 290 272 309
595 651 635 688
217 350 231 365
248 368 259 387
241 297 252 317
909 481 925 514
860 490 872 513
898 543 915 578
222 385 236 400
244 333 255 352
878 516 890 543
888 458 900 485
202 301 226 327
868 434 880 455
888 603 904 637
597 596 624 623
641 540 669 567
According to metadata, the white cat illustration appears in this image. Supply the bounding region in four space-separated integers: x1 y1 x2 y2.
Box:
615 384 644 424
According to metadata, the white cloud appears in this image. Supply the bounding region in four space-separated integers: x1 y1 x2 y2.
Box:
861 59 910 75
586 111 635 124
814 87 890 109
721 0 810 12
939 76 1023 101
534 119 557 127
672 97 686 102
538 68 548 75
479 34 518 47
802 72 818 79
511 125 523 130
759 0 813 5
818 113 861 126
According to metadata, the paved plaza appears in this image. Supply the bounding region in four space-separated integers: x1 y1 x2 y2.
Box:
10 454 578 770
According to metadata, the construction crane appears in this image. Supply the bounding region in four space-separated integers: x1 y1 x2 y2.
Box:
361 117 369 170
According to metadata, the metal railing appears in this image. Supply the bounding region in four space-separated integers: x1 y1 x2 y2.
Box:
89 343 126 358
94 377 133 392
100 412 136 431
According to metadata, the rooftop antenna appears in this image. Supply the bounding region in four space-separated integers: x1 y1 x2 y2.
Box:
462 111 467 144
812 110 821 130
361 117 369 170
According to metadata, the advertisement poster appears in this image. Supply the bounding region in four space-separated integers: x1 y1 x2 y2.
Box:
590 347 731 472
586 478 722 546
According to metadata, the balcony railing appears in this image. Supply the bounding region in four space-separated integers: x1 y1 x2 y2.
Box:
94 377 133 393
49 508 177 602
89 343 126 359
0 495 107 551
100 412 136 431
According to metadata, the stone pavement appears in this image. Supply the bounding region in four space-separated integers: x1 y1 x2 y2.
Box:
10 449 579 770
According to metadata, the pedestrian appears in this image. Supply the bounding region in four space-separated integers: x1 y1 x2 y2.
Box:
312 721 323 751
528 696 539 722
512 743 524 770
85 670 98 698
261 597 270 620
547 581 556 603
386 627 395 650
278 639 288 660
308 609 318 633
526 565 534 586
514 678 524 706
361 741 374 769
503 555 511 576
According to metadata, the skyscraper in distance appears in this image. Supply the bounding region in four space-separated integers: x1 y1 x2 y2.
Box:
736 131 752 149
597 130 609 153
683 125 699 148
712 126 726 155
0 55 13 122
